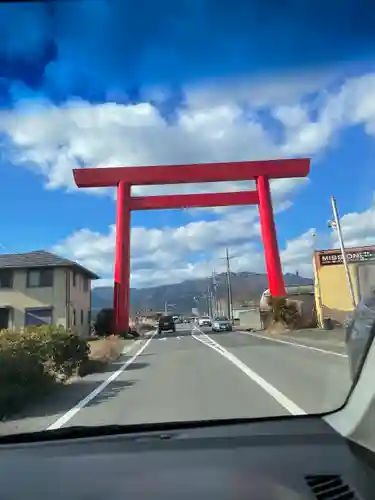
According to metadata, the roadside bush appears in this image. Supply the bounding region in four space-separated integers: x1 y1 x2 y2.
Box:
0 326 89 418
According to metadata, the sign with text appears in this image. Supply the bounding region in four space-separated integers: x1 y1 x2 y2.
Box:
319 249 375 266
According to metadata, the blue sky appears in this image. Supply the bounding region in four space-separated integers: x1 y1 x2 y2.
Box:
1 0 375 287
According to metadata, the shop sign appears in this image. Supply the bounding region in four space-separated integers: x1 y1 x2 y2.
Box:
319 249 375 266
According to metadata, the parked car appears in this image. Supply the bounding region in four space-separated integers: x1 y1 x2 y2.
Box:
198 316 212 327
345 290 375 383
212 316 232 332
94 308 139 337
157 315 176 334
94 308 114 336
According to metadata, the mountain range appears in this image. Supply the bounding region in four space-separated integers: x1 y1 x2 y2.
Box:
91 271 313 315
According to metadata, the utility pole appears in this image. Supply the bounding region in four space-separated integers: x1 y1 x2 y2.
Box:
329 196 356 309
225 247 234 321
212 270 218 317
207 286 212 317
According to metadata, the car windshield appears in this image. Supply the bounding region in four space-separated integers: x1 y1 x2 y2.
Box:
0 0 374 439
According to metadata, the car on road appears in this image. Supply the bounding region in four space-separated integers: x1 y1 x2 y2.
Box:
212 316 232 332
157 315 176 334
197 316 212 327
345 290 375 383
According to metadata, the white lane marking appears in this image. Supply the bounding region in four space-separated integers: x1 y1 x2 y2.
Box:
238 330 347 358
192 327 305 416
121 339 142 354
47 332 157 430
144 330 157 338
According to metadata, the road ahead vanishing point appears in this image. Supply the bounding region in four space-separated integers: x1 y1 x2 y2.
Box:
0 324 352 435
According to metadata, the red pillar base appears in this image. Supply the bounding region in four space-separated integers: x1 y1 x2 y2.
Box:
256 175 286 297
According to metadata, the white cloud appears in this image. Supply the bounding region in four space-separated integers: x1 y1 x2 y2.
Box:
4 68 375 288
1 70 375 203
280 229 317 277
52 205 263 287
279 73 375 156
0 71 346 197
330 194 375 249
51 202 316 288
51 190 375 289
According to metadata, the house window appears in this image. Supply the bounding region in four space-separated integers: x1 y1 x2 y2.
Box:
73 308 76 326
83 277 89 292
25 307 53 326
81 309 84 324
0 269 13 288
27 268 54 288
72 271 77 287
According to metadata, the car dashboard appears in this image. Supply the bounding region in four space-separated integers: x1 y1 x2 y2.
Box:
0 416 374 499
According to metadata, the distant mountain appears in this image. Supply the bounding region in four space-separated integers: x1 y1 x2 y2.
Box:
91 271 313 315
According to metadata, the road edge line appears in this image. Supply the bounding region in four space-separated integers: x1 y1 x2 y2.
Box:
47 331 157 430
192 327 306 416
238 330 347 357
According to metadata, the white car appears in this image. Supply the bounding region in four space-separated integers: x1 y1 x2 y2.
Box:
198 316 212 327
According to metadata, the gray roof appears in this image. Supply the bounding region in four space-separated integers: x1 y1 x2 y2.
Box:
0 250 100 280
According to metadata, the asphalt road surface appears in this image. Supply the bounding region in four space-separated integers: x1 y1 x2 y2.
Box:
0 323 352 435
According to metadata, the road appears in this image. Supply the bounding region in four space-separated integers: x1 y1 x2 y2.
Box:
0 323 352 435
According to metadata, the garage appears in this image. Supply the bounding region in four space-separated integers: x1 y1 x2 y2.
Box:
24 307 53 326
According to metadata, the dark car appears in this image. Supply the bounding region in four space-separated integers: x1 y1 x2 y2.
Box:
94 308 139 337
212 316 232 332
345 290 375 383
157 315 176 334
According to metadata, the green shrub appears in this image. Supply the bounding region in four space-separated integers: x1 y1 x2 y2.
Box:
0 325 89 418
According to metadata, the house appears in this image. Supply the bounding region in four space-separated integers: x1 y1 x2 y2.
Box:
0 250 100 336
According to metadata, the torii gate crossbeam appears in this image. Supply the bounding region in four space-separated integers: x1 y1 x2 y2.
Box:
73 158 310 334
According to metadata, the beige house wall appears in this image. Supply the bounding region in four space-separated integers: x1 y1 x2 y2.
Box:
67 270 91 337
0 267 92 336
0 268 67 330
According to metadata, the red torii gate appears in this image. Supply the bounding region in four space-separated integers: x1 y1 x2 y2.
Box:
73 158 310 334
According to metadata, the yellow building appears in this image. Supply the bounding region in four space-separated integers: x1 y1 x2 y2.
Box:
313 245 375 327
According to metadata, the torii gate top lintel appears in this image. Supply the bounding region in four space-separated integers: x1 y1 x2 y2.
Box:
73 158 310 188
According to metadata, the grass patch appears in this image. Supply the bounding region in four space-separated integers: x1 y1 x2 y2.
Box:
136 323 156 333
78 335 126 376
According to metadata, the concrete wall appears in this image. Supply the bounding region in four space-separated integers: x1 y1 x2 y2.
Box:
237 309 262 329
